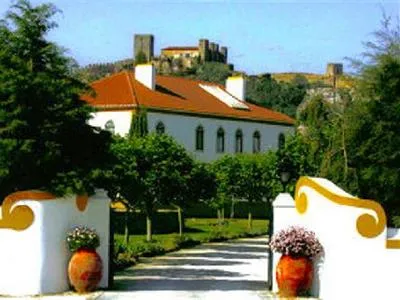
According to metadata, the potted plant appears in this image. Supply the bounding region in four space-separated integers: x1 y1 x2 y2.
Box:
66 226 103 293
270 226 323 297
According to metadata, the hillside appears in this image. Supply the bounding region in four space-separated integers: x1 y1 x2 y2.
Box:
271 72 355 89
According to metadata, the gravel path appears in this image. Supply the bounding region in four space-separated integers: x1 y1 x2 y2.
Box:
98 236 277 299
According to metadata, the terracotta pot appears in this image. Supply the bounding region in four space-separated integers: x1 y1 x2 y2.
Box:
276 254 313 297
68 248 103 293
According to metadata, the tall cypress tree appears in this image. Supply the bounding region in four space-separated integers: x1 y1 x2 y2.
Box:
0 0 111 200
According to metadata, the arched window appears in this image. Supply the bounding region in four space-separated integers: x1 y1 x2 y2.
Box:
253 131 261 153
278 133 285 149
104 120 115 134
216 127 225 153
235 129 243 153
195 125 204 151
156 121 165 134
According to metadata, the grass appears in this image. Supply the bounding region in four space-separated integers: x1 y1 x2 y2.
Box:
113 218 268 270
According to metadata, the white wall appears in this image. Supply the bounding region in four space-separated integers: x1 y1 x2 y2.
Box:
0 191 110 296
89 110 293 161
272 177 400 300
89 111 133 137
147 112 293 161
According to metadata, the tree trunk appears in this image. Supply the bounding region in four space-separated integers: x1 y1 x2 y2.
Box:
248 211 253 231
146 214 152 242
177 206 183 236
124 209 130 245
230 197 235 219
221 207 225 222
217 209 221 225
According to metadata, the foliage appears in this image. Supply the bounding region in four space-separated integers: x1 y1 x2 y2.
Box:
0 0 112 199
270 226 323 258
190 62 233 85
210 155 242 211
347 24 400 216
129 108 148 138
66 226 100 252
109 133 197 241
75 59 134 83
247 74 308 117
107 136 139 208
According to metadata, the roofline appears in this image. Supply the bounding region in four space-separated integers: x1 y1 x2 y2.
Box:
161 47 199 51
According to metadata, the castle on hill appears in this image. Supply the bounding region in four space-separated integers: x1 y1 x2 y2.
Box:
134 34 233 74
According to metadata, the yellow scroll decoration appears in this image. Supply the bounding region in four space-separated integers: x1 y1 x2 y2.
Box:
295 177 387 239
0 191 90 231
0 191 55 231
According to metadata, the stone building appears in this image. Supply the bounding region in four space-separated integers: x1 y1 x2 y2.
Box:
134 34 231 74
326 63 343 77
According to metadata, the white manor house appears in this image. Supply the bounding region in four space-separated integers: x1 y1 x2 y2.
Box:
82 64 294 161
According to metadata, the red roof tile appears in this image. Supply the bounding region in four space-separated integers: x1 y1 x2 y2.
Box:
161 47 199 51
82 71 294 125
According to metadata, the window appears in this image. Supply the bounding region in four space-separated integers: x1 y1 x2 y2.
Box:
156 121 165 134
235 129 243 153
253 131 261 153
278 133 285 149
216 127 225 153
195 125 204 151
104 120 115 134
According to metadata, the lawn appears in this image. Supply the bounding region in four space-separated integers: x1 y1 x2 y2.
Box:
113 218 269 269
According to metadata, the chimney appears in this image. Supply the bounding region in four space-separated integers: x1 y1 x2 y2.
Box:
135 63 155 90
226 75 246 101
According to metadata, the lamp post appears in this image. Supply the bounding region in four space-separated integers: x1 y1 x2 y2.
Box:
280 171 291 193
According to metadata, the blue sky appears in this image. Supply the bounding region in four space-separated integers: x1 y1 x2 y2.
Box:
0 0 399 74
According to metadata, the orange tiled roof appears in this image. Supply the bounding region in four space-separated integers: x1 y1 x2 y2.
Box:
161 47 199 51
81 71 294 125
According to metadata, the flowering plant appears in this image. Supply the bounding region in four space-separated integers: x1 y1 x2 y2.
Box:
270 226 323 258
66 226 100 252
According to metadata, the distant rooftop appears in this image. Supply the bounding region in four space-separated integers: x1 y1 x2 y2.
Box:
161 46 198 51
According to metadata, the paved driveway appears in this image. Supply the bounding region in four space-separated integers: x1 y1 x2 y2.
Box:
99 236 275 299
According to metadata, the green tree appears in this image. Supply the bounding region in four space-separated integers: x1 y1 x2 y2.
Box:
132 134 196 241
347 17 400 218
129 108 148 138
192 62 233 85
0 0 111 199
106 136 141 244
211 155 242 223
236 154 270 230
173 162 217 236
247 74 307 118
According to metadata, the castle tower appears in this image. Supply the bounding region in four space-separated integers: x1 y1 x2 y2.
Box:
134 34 154 62
326 63 343 77
209 42 217 61
220 46 228 63
199 39 210 62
